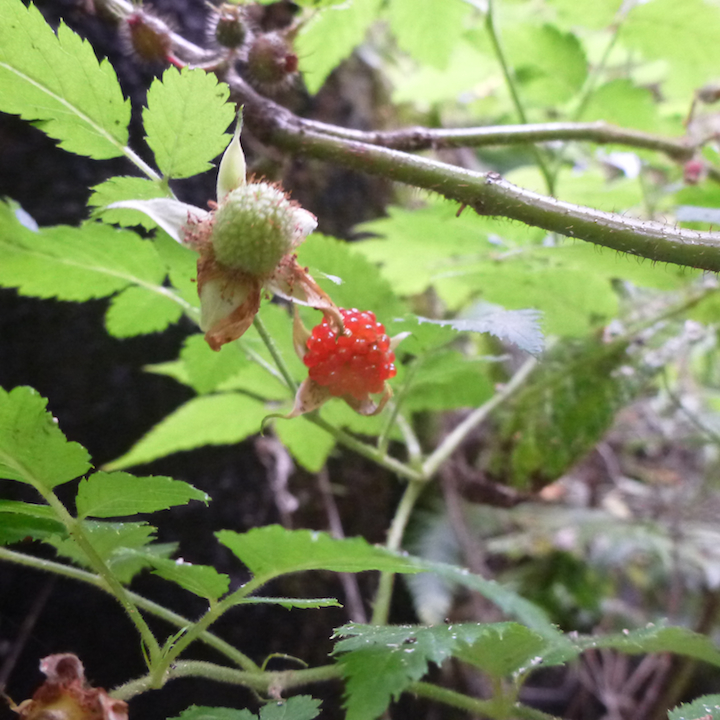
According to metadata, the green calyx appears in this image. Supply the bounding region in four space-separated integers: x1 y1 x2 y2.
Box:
211 183 297 276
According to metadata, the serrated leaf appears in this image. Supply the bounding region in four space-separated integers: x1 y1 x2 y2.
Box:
153 231 201 308
0 0 130 158
105 286 184 338
417 305 545 356
144 67 234 179
89 177 171 229
150 556 229 600
0 511 65 545
169 707 255 720
239 597 341 610
216 525 422 582
48 521 159 583
296 0 383 94
76 471 208 519
386 0 469 70
105 394 268 469
274 418 336 472
260 697 321 720
669 695 720 720
0 209 167 301
0 386 91 489
335 622 545 720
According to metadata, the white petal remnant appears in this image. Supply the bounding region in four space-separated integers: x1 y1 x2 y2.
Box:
216 115 247 201
108 198 209 243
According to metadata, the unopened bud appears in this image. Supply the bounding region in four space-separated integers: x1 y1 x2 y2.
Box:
246 33 298 88
213 4 250 49
124 10 172 64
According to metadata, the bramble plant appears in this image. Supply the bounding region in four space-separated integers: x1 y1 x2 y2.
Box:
4 1 720 720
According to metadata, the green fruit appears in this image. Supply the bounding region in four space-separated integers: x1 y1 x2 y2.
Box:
211 183 298 276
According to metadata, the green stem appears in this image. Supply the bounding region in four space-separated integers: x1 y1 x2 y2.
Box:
422 356 537 478
253 315 297 391
112 660 341 701
0 547 259 672
377 360 420 457
485 0 555 195
33 490 162 664
371 478 427 625
410 681 560 720
306 414 424 482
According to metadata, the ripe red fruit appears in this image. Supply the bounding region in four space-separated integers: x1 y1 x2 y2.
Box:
304 308 396 400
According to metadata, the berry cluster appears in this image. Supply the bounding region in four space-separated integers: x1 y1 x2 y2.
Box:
304 309 396 400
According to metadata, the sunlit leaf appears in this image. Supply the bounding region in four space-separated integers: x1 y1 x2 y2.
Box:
105 286 184 337
216 525 422 581
150 556 230 600
76 472 208 519
0 386 90 490
669 695 720 720
0 0 130 158
144 67 234 179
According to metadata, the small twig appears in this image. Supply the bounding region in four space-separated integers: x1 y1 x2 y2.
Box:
316 468 368 624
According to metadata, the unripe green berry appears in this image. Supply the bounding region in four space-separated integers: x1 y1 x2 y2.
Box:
211 183 299 276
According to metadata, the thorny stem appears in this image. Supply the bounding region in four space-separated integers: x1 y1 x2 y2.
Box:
485 0 555 195
0 547 259 672
104 0 720 271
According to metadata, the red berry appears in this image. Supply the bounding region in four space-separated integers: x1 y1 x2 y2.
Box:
304 308 396 400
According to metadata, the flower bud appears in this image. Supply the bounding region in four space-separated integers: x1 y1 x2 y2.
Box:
211 183 316 276
123 10 173 64
212 4 250 49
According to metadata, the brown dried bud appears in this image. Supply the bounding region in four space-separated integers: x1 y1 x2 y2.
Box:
124 9 173 64
213 4 250 49
246 32 298 88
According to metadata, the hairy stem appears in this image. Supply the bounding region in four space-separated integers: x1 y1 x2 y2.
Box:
0 547 259 672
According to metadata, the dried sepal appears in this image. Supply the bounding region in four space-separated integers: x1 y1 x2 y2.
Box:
12 654 128 720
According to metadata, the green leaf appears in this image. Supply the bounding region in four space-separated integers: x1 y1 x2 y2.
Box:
335 622 546 720
76 471 208 519
669 695 720 720
0 502 65 544
580 79 661 133
416 306 545 356
168 697 321 720
144 67 235 179
260 697 321 720
549 0 623 30
89 177 171 230
105 394 268 469
621 0 720 100
0 386 91 489
576 625 720 668
181 334 248 395
239 597 342 610
296 0 383 94
386 0 470 70
0 0 130 158
486 337 635 491
0 208 168 302
105 286 184 338
403 350 494 413
503 23 588 105
274 417 336 472
150 556 229 600
153 231 201 309
48 521 160 583
216 525 422 581
169 707 255 720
